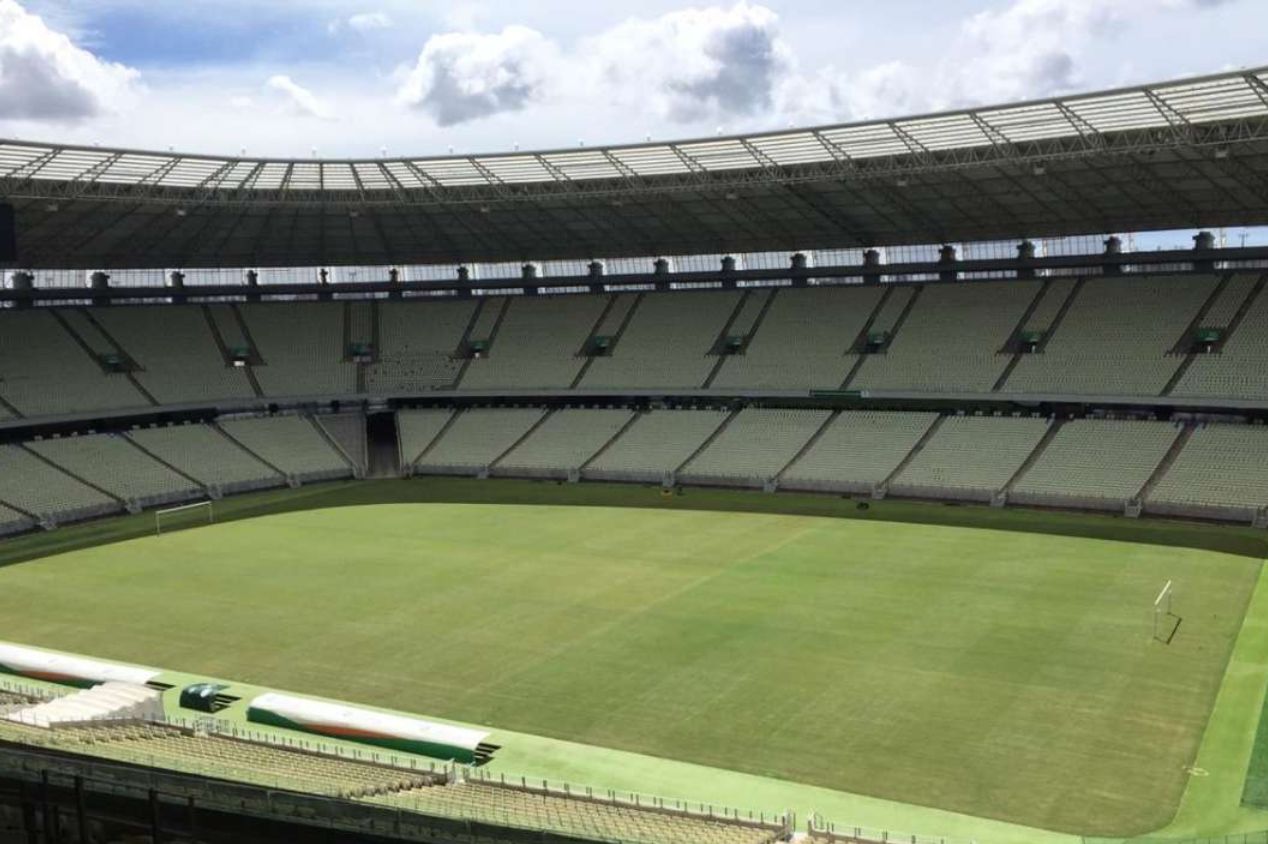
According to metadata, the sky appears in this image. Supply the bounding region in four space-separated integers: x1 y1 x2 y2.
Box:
0 0 1263 161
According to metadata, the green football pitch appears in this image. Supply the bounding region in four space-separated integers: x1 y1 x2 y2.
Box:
0 495 1260 836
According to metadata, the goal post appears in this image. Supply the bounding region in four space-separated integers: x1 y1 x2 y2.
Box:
1153 579 1181 644
155 500 214 536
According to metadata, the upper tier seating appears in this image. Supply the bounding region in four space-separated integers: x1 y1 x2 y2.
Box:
27 433 201 509
4 274 1268 425
680 408 831 487
494 408 634 477
711 286 884 390
851 281 1040 393
365 299 475 393
462 295 607 389
889 416 1051 501
242 303 356 397
1173 280 1268 400
780 411 938 494
1147 424 1268 521
396 409 455 465
1009 419 1180 510
128 424 283 494
0 445 118 524
0 311 146 417
584 409 730 482
580 290 741 389
415 408 547 473
1003 275 1216 396
92 305 255 404
219 415 353 482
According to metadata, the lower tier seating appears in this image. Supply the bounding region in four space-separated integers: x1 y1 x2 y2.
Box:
1009 419 1181 510
397 409 456 465
780 411 937 494
889 416 1051 502
0 444 119 525
1147 424 1268 521
314 413 368 475
219 415 354 483
373 781 779 844
27 433 201 509
584 409 731 483
414 408 547 474
128 424 284 494
494 408 635 478
680 409 832 487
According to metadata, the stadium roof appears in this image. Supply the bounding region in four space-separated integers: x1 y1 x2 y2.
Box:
3 66 1268 268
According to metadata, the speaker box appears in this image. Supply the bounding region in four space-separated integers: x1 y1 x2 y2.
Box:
0 204 15 262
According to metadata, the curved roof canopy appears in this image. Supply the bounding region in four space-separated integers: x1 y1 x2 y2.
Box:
3 67 1268 268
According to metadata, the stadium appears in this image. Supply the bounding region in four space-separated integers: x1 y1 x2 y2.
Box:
2 4 1268 843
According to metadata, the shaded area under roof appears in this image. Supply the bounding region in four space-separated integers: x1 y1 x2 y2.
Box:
3 67 1268 268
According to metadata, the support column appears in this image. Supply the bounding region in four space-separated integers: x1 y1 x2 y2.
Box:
1103 236 1123 276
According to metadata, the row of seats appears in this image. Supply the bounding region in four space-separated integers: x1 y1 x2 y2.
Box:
2 275 1266 419
401 409 1268 520
0 711 776 844
0 717 433 799
2 409 1266 528
0 415 352 526
374 781 780 844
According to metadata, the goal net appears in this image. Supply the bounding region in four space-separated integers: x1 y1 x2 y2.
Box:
155 501 214 536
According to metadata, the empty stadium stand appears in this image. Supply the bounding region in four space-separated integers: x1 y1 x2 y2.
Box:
580 290 741 389
1172 276 1268 400
0 310 146 417
710 286 884 390
91 305 256 404
1008 419 1183 511
888 415 1052 502
396 409 456 467
414 408 547 475
241 303 356 397
780 411 938 494
127 423 284 495
583 408 731 483
461 294 609 389
0 444 118 526
1002 275 1218 396
219 415 354 483
314 412 368 477
1146 423 1268 522
373 779 781 844
851 281 1040 393
365 299 475 393
679 408 832 488
27 433 201 511
493 408 635 478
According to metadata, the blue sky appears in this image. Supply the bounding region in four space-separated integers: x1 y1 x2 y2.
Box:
0 0 1263 163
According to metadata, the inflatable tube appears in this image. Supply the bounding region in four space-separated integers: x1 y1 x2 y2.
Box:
247 692 490 763
0 642 160 688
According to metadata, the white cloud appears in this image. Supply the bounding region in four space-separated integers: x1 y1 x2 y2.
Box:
397 25 557 126
0 0 138 122
348 11 391 31
329 10 392 34
579 2 791 123
265 74 334 120
778 0 1243 125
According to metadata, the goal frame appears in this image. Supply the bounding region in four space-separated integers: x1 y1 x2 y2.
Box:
155 500 214 536
1153 579 1180 644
